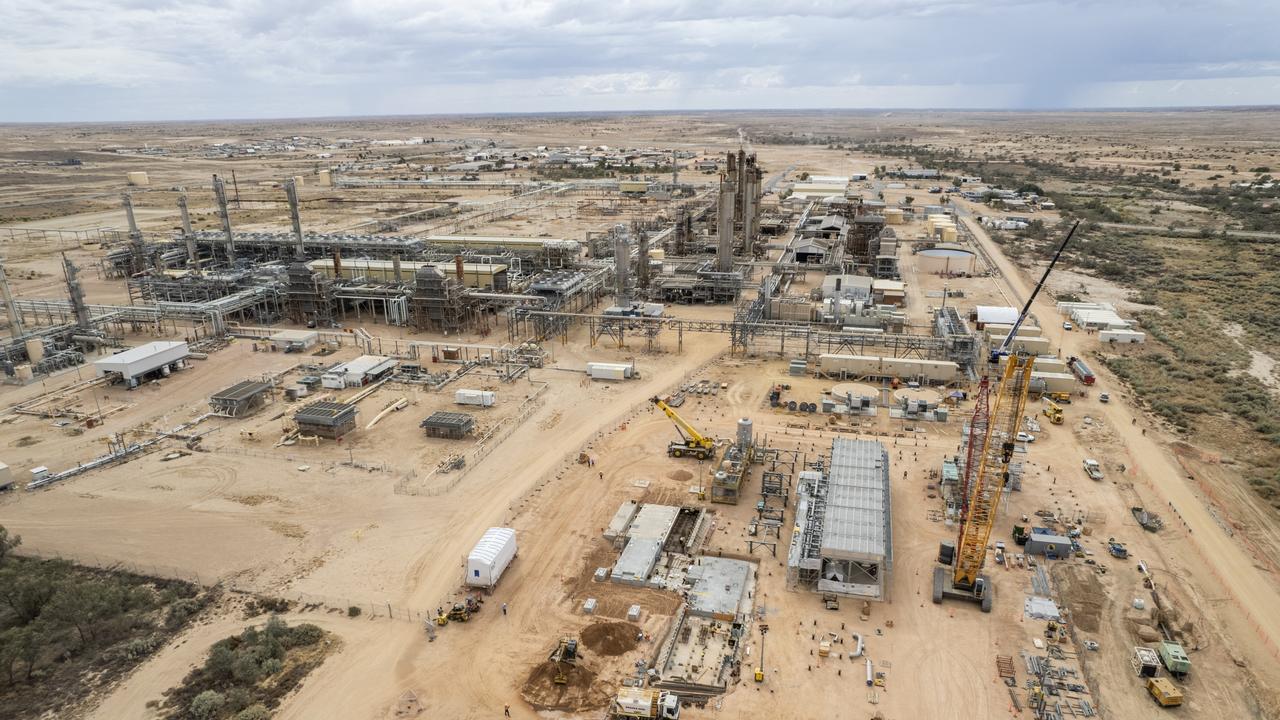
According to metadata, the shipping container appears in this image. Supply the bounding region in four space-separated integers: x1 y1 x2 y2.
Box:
455 389 497 407
466 527 517 588
587 362 634 381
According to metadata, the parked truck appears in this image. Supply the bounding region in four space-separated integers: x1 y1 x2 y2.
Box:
1068 356 1096 385
612 689 680 719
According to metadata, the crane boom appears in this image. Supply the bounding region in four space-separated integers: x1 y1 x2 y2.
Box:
939 221 1079 612
651 396 716 460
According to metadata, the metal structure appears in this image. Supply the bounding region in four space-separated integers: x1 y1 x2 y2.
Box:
294 400 357 439
421 411 476 439
935 222 1079 611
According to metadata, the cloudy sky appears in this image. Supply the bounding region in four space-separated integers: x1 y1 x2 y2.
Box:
2 0 1278 122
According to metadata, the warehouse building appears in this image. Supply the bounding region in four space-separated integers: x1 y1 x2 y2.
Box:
93 341 190 388
420 411 475 439
788 438 892 600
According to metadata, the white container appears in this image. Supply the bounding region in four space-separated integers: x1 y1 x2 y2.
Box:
320 373 345 390
587 362 633 381
466 527 517 588
455 389 496 407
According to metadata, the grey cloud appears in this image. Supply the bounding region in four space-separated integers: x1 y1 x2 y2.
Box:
0 0 1276 121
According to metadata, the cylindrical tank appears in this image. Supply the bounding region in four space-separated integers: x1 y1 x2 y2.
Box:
736 418 753 450
160 364 171 377
24 339 44 363
15 364 33 381
292 175 305 187
715 471 728 485
317 169 333 187
883 208 904 225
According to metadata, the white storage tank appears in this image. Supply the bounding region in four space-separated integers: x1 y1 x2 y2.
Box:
466 527 517 588
455 389 496 407
736 418 753 450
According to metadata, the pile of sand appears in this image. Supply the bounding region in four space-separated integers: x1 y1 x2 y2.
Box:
580 621 640 656
520 660 607 711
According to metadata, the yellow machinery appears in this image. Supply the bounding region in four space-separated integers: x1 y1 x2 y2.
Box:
652 396 717 460
934 221 1077 613
550 637 578 685
1146 677 1184 707
934 354 1035 611
1043 400 1064 425
754 624 768 682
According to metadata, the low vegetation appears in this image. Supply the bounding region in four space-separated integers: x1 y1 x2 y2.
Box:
0 526 213 720
161 616 335 720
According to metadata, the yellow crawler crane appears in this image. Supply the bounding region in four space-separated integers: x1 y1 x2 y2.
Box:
934 354 1035 611
934 220 1078 612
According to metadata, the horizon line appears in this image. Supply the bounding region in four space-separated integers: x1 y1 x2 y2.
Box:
3 104 1279 127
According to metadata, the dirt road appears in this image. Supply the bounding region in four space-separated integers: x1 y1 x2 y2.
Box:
961 213 1280 665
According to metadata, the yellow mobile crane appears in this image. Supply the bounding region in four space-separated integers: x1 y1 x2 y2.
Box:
934 221 1078 612
651 396 717 460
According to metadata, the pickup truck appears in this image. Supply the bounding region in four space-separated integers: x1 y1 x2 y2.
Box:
1083 459 1105 481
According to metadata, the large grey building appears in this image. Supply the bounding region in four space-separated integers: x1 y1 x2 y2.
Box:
788 438 892 600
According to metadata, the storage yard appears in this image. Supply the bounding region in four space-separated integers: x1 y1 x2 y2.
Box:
1 113 1278 720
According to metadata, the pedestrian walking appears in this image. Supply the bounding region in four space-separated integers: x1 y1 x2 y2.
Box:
502 602 508 616
504 704 511 717
599 472 604 480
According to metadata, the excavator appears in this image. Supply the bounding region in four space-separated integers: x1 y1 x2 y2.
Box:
934 222 1078 612
651 396 717 460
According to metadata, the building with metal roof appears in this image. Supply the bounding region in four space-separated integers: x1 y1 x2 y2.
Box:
209 379 273 417
294 400 357 439
420 411 475 439
787 438 891 600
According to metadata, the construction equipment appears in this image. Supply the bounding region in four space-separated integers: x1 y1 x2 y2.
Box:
550 637 578 685
1146 677 1184 707
823 592 840 610
1042 401 1064 425
1048 392 1072 404
1108 538 1128 558
445 602 471 623
652 396 717 460
611 688 680 719
755 623 768 682
936 221 1079 613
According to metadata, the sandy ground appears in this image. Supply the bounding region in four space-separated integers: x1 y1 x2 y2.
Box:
3 115 1280 720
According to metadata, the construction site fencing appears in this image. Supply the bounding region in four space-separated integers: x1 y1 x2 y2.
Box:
209 445 395 474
